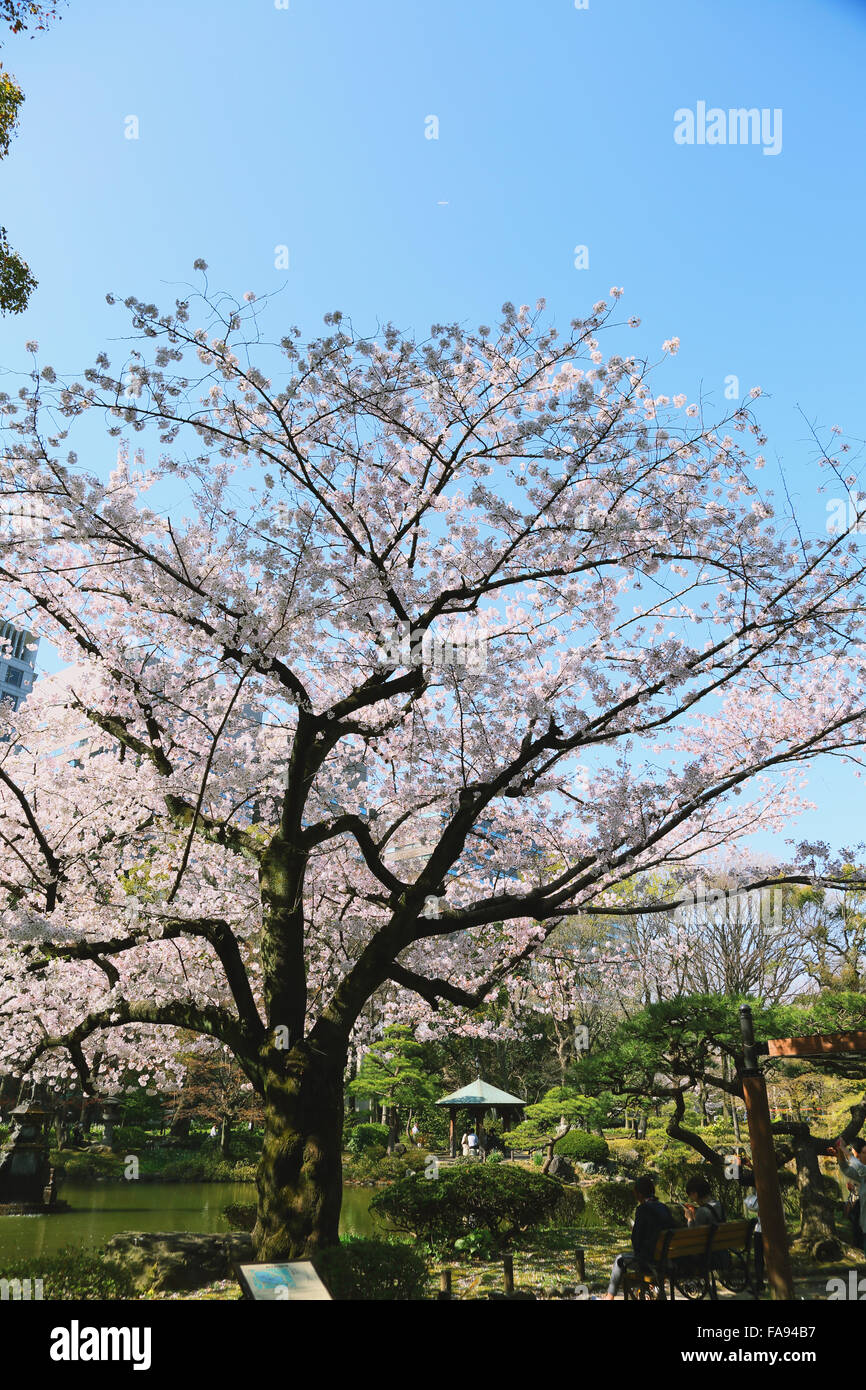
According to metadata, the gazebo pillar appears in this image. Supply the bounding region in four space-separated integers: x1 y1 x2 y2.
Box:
449 1108 457 1158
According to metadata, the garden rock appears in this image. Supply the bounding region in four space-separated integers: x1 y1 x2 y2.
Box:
103 1231 253 1294
547 1154 575 1182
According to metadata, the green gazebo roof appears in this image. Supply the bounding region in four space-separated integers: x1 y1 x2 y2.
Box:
435 1077 525 1108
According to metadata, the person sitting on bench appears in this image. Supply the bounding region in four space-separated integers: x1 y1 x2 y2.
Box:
683 1175 724 1226
603 1174 676 1299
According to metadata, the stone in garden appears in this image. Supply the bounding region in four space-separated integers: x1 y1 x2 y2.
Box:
103 1231 254 1294
547 1154 575 1182
0 1082 53 1205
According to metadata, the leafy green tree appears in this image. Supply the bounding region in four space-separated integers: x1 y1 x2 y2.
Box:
795 877 866 992
371 1164 561 1250
503 1084 612 1171
577 991 866 1259
348 1025 440 1147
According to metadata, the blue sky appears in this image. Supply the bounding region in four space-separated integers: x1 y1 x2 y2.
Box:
1 0 865 860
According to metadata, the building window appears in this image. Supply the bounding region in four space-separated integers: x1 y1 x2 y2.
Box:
4 665 23 687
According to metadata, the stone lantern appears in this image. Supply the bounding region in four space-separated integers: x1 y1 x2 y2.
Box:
0 1082 53 1205
100 1099 123 1147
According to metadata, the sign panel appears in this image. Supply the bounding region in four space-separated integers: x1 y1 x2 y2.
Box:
767 1030 866 1058
238 1261 333 1301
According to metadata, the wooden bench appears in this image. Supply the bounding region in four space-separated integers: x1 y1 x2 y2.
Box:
622 1219 756 1301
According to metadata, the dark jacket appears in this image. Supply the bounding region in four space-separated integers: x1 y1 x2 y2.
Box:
631 1197 676 1262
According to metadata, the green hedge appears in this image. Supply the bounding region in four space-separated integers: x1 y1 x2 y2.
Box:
111 1125 150 1152
0 1248 135 1300
548 1184 586 1225
556 1131 609 1163
313 1237 428 1300
346 1123 390 1155
53 1146 256 1183
52 1149 125 1180
370 1163 561 1249
343 1149 428 1183
584 1180 639 1225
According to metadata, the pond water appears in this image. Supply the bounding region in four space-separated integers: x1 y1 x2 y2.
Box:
0 1180 380 1262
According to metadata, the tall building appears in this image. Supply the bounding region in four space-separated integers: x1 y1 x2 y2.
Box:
0 622 38 710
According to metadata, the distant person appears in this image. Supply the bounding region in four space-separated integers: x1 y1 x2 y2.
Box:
603 1175 675 1299
740 1173 764 1292
683 1175 724 1226
208 1124 219 1139
461 1131 471 1157
835 1137 866 1254
467 1129 480 1158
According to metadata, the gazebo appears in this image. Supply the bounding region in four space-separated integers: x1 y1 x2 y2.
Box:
436 1077 525 1158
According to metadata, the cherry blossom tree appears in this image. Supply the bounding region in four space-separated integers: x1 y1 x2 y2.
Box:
2 282 866 1256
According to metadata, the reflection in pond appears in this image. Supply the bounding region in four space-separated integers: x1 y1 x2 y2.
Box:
0 1181 380 1262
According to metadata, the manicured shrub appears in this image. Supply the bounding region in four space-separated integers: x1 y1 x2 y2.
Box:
370 1163 561 1250
343 1147 430 1184
608 1144 641 1168
584 1180 639 1226
53 1149 124 1180
313 1237 428 1300
346 1122 390 1155
111 1124 149 1152
153 1154 257 1181
548 1184 586 1225
0 1248 135 1300
556 1130 609 1163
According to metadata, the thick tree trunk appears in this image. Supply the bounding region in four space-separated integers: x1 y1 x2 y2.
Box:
773 1122 843 1262
792 1136 842 1262
385 1105 399 1151
252 1042 345 1260
220 1116 232 1159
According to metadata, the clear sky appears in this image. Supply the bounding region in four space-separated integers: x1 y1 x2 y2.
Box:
1 0 864 861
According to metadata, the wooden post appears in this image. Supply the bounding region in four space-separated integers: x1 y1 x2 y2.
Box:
739 1005 795 1301
503 1254 514 1296
438 1269 452 1300
575 1247 585 1282
449 1110 456 1159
